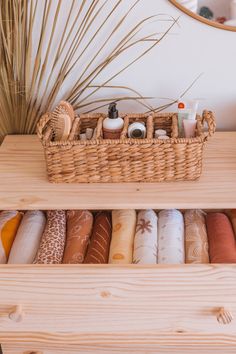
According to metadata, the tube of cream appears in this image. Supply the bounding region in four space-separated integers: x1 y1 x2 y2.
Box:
183 117 197 138
178 102 191 137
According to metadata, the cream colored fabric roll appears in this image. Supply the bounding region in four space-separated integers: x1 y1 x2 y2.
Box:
133 209 158 264
184 210 209 264
109 210 136 264
158 209 184 264
8 211 46 264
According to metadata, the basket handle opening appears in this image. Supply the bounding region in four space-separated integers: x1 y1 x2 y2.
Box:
202 110 216 139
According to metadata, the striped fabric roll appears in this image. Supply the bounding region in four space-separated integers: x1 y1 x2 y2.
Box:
84 211 112 264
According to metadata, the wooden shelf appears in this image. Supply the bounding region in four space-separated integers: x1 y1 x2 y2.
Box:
0 133 236 210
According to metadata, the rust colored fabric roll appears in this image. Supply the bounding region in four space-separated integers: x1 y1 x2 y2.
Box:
63 210 93 264
84 212 112 264
34 210 66 264
206 213 236 263
226 210 236 236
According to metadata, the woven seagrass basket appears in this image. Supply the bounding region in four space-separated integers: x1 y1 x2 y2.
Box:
37 110 216 183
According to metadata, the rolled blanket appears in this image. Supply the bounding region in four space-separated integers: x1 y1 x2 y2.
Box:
133 209 158 264
84 211 112 264
184 210 209 264
63 210 93 264
34 210 66 264
0 211 23 263
158 209 184 264
109 209 136 264
226 210 236 236
8 211 46 264
206 213 236 263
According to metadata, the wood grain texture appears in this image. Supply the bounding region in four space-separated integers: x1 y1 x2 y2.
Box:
2 334 236 354
0 265 236 338
0 133 236 210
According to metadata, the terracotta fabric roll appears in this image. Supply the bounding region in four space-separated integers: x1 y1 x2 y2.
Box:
184 210 209 264
158 209 184 264
84 212 112 264
34 210 66 264
109 209 136 264
226 210 236 236
206 213 236 263
133 209 158 264
63 210 93 264
8 210 46 264
0 211 23 264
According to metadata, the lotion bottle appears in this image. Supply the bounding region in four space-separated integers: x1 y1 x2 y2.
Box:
103 102 124 139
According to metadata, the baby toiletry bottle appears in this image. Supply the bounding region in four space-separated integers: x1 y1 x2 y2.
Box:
178 102 190 137
103 102 124 139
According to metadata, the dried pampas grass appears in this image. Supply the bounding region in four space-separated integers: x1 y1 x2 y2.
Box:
0 0 178 142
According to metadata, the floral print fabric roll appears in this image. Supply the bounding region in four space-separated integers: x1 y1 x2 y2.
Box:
184 210 209 264
63 210 93 264
206 213 236 263
133 209 158 264
158 209 184 264
84 211 112 264
34 210 66 264
8 210 46 264
109 209 136 264
0 211 23 264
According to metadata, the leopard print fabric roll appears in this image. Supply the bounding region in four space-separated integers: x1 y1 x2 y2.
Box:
34 210 66 264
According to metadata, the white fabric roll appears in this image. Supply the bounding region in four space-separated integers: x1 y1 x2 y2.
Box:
158 209 184 264
8 211 46 264
133 209 158 264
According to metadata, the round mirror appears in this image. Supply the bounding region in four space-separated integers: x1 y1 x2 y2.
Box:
169 0 236 31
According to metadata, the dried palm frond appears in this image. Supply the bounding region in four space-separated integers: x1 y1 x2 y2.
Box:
0 0 178 142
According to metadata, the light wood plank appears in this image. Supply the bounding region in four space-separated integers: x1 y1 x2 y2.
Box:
0 133 236 210
2 334 236 354
0 265 236 337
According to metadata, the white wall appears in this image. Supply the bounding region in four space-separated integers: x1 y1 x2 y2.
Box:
98 0 236 130
49 0 236 131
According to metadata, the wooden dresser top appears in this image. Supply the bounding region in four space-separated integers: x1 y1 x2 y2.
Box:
0 133 236 210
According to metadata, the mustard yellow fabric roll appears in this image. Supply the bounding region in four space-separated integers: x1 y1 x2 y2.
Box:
0 211 23 263
109 210 136 264
184 210 209 264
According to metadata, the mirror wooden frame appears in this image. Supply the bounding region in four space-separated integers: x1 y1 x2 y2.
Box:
169 0 236 32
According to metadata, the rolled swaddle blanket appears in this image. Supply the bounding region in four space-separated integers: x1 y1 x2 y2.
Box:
133 209 158 264
206 213 236 263
34 210 66 264
8 211 46 264
226 210 236 236
63 210 93 264
84 211 112 264
0 211 23 264
184 210 209 264
158 209 184 264
109 209 136 264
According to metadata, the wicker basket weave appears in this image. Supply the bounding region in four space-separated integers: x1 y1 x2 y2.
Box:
37 110 216 183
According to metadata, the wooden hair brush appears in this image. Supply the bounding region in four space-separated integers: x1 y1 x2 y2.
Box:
50 101 75 141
